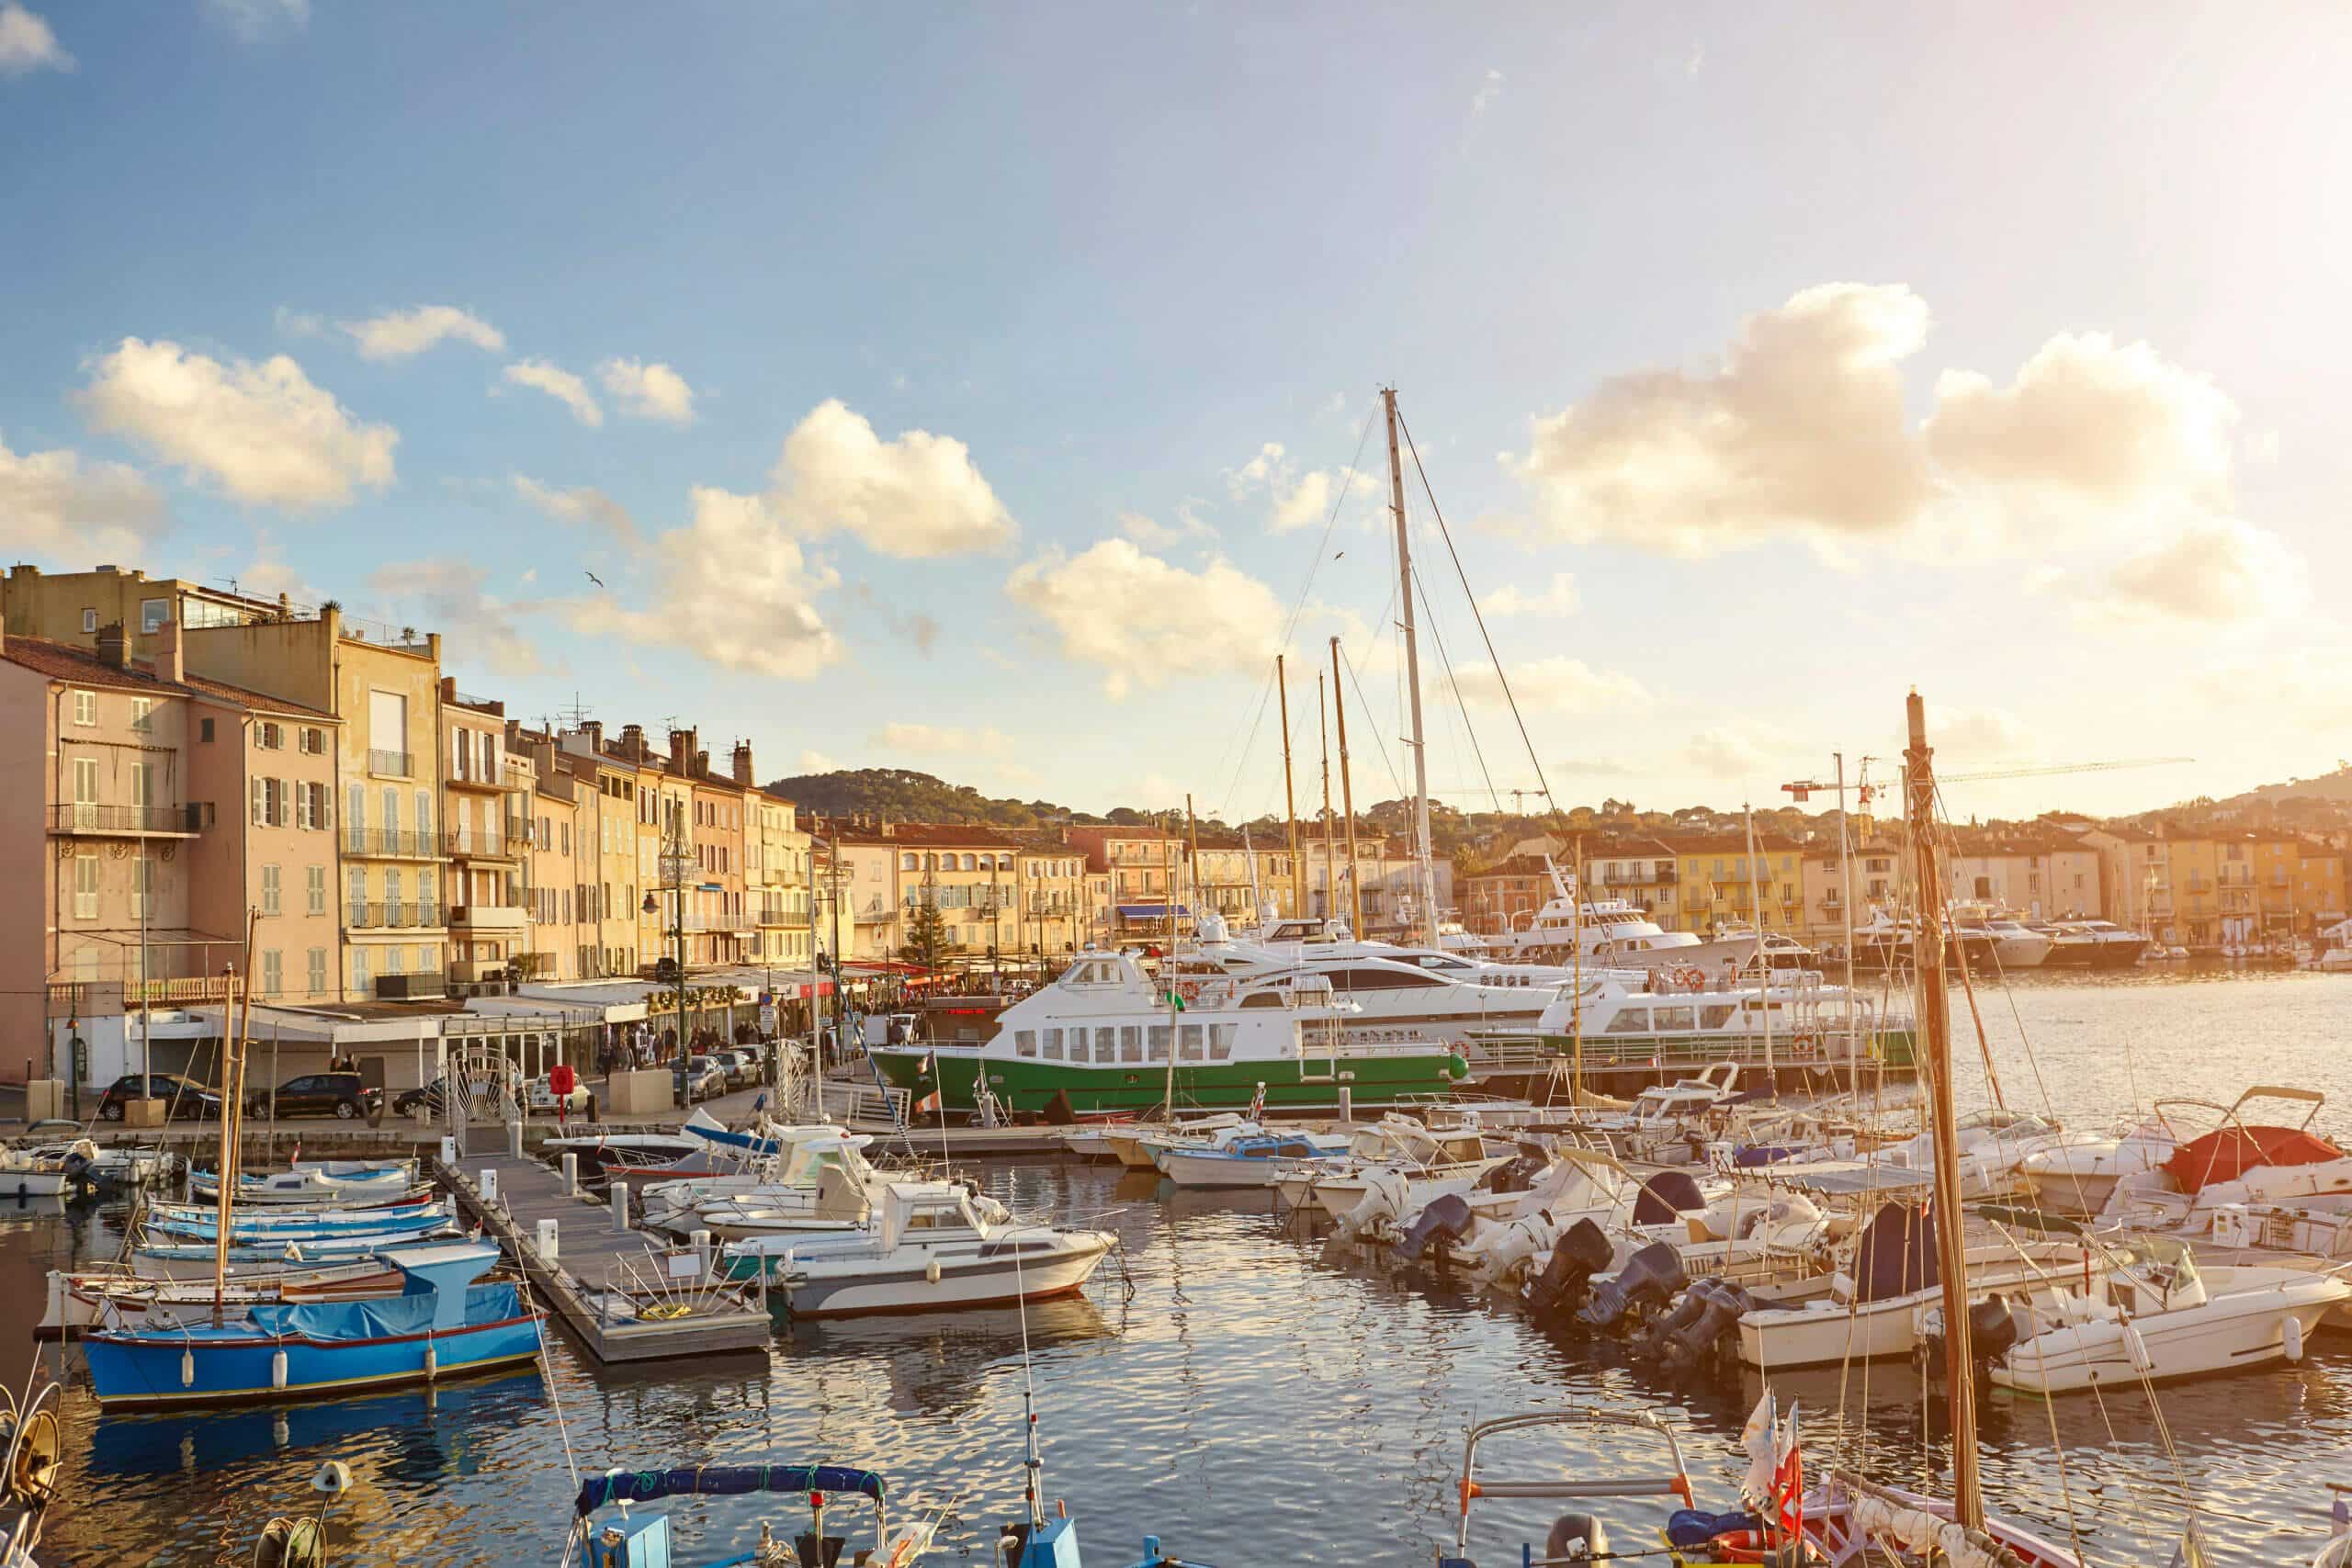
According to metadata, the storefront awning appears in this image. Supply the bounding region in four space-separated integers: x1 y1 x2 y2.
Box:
1117 904 1190 919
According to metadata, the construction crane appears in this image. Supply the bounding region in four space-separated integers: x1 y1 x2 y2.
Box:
1937 756 2193 785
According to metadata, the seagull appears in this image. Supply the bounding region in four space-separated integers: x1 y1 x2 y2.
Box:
585 570 605 589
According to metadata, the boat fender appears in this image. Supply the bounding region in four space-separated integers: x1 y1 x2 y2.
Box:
1394 1193 1476 1264
424 1343 438 1380
181 1348 196 1388
2121 1321 2154 1373
1524 1219 1614 1321
1546 1512 1608 1562
1579 1241 1688 1330
925 1257 943 1285
2283 1314 2304 1363
270 1348 288 1390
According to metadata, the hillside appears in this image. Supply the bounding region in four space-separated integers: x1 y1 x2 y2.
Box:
763 768 1085 829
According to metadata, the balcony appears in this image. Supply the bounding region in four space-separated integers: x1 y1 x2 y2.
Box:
345 901 446 930
444 828 517 863
504 816 532 844
344 829 441 859
367 749 414 779
374 971 447 1000
444 761 505 794
449 903 527 931
50 802 212 837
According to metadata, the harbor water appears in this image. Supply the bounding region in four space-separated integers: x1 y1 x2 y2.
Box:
17 968 2351 1566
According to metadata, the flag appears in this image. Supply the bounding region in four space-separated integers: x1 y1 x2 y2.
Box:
916 1089 942 1115
1773 1403 1803 1540
918 1049 936 1080
1738 1392 1778 1505
1248 1081 1266 1120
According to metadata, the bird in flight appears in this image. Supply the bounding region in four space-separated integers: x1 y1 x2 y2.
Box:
585 570 606 589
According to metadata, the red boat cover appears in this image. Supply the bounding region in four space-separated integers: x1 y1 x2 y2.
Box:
2164 1124 2344 1192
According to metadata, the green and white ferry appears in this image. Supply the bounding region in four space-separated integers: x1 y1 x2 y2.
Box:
868 952 1469 1116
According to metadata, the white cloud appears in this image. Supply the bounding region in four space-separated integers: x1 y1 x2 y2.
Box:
341 305 505 362
1510 285 2259 565
763 399 1014 558
77 338 397 510
1928 705 2036 761
1229 440 1363 535
1118 505 1216 548
586 485 840 679
0 5 70 74
2101 517 2307 624
870 722 1012 757
0 434 162 562
236 532 323 607
502 359 603 427
204 0 305 39
512 473 637 545
598 357 695 424
797 750 839 774
1685 722 1791 779
273 306 323 339
1005 539 1283 698
1470 67 1503 115
370 558 541 677
1453 655 1651 716
1478 571 1578 618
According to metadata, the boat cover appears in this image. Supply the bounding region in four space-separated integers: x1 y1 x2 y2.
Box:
1632 1170 1705 1225
573 1463 886 1516
1852 1201 1936 1303
2163 1125 2343 1192
126 1283 520 1344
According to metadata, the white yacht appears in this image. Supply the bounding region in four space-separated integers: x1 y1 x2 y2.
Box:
1950 903 2054 968
1481 858 1760 975
2034 918 2151 969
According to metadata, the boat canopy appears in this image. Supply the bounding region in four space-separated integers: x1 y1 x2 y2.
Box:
573 1463 886 1517
2164 1124 2343 1191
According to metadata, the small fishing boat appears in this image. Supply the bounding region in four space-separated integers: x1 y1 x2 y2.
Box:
133 1232 455 1269
138 1199 452 1244
40 1258 403 1339
24 1139 167 1191
187 1160 418 1206
570 1463 943 1568
726 1180 1114 1317
1981 1234 2352 1394
83 1241 540 1407
0 1142 99 1201
1155 1128 1351 1190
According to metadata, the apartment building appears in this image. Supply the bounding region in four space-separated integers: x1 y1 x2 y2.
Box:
1299 835 1454 936
441 682 528 985
1008 835 1090 959
1670 833 1804 935
1064 824 1183 941
1461 854 1554 935
556 721 645 978
826 831 902 961
1188 834 1296 927
518 741 584 982
1941 834 2105 921
750 782 815 970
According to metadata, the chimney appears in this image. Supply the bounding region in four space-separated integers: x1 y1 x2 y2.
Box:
619 723 647 763
581 718 604 753
667 728 698 775
96 621 130 670
694 748 710 779
439 676 456 703
153 617 183 684
730 740 754 786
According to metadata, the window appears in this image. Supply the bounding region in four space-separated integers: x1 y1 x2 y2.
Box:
130 697 153 733
300 727 324 756
347 867 366 919
74 854 98 919
350 948 370 994
1015 1030 1037 1058
1653 1005 1695 1032
385 869 403 918
261 863 282 915
1603 1006 1652 1034
414 789 432 839
141 598 167 634
1148 1024 1171 1062
258 721 282 750
73 691 95 727
306 864 326 915
199 716 215 742
80 608 96 633
1209 1023 1236 1059
308 947 328 997
1119 1025 1142 1063
130 856 153 919
384 944 403 974
261 950 283 998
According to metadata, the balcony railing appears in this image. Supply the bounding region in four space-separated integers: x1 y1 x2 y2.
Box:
367 749 413 779
344 829 438 858
450 903 527 929
505 816 532 844
345 901 445 930
445 828 514 859
51 802 212 835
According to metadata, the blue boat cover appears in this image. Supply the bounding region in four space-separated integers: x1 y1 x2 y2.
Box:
1665 1509 1764 1548
153 1283 524 1345
573 1464 886 1517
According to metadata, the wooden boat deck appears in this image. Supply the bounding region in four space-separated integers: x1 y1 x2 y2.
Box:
435 1151 774 1365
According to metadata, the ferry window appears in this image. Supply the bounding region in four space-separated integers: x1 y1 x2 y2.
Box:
1700 1005 1736 1029
1148 1024 1170 1062
1094 1027 1118 1063
1654 1005 1695 1032
1014 1030 1037 1058
1119 1025 1143 1063
1603 1006 1651 1034
1180 1024 1204 1060
1209 1024 1236 1059
1042 1028 1063 1060
1241 991 1285 1009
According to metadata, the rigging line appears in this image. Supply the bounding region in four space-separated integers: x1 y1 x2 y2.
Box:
1340 632 1410 805
1211 664 1279 825
1274 401 1379 659
1396 405 1555 814
1409 557 1503 813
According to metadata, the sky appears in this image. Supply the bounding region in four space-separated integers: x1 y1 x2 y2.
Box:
5 2 2349 824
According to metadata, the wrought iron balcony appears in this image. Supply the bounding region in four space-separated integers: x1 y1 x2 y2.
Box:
366 749 414 779
50 802 211 836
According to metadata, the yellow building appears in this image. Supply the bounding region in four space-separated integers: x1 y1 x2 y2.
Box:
2296 844 2347 930
1011 836 1091 961
440 683 528 984
556 721 647 977
750 782 814 970
1670 833 1804 935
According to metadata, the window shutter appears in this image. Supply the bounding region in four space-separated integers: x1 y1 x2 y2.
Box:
250 776 265 825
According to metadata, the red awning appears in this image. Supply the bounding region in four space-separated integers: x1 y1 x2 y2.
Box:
2164 1124 2345 1192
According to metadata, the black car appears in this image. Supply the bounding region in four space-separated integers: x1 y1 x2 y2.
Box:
95 1074 222 1122
250 1072 382 1122
392 1077 456 1117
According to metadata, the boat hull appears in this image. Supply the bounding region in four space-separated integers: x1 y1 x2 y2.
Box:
765 1239 1114 1317
1990 1276 2352 1393
83 1312 542 1407
871 1049 1465 1115
1738 1245 2098 1370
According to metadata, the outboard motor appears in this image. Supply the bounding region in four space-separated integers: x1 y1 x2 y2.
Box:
1476 1152 1547 1197
1340 1168 1411 1243
1642 1276 1755 1373
1465 1212 1559 1286
1632 1170 1707 1227
1395 1192 1476 1264
1546 1513 1609 1562
1580 1240 1689 1330
1525 1218 1615 1320
1918 1293 2020 1380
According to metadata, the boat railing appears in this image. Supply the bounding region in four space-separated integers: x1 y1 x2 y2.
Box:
1456 1034 1556 1074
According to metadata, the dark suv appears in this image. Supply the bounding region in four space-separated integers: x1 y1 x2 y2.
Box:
250 1072 382 1121
95 1074 223 1122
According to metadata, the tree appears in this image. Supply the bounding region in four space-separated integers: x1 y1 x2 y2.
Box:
899 864 948 967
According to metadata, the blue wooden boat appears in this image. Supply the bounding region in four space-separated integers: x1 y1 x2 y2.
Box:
570 1462 942 1567
135 1232 454 1267
83 1242 540 1408
140 1202 450 1244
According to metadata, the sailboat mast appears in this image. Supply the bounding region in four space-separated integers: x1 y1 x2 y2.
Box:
1383 387 1438 946
1277 655 1304 919
1330 637 1363 937
1905 692 1982 1531
1317 673 1336 922
1746 804 1772 1082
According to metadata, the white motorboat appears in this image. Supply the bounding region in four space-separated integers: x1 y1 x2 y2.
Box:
2022 1118 2177 1216
693 1147 879 1242
1875 1106 2068 1201
40 1258 402 1338
1155 1127 1351 1190
637 1126 878 1231
1951 904 2054 969
0 1142 99 1200
1985 1235 2352 1393
187 1160 419 1206
1480 857 1760 973
2100 1087 2352 1232
1102 1113 1251 1170
1272 1115 1502 1215
723 1180 1115 1317
2035 919 2152 969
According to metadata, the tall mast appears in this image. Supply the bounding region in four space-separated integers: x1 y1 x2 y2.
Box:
1384 387 1438 946
1745 804 1773 1085
1905 692 1981 1531
1317 673 1336 923
1329 637 1363 937
1835 751 1860 1099
1277 655 1303 919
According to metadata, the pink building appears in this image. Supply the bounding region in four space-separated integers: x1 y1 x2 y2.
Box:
0 623 341 1090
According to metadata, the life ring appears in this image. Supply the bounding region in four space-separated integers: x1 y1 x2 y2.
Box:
1708 1529 1782 1563
1175 980 1201 1003
1676 966 1705 991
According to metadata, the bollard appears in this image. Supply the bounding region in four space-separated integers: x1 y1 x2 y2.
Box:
611 1181 630 1233
439 1136 457 1165
481 1168 499 1203
537 1218 560 1261
560 1152 579 1197
691 1228 713 1279
1336 1086 1351 1126
507 1120 525 1159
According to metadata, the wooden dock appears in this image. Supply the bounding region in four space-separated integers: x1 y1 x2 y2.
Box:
435 1150 774 1365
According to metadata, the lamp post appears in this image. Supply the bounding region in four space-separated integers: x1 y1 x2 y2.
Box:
642 806 689 1066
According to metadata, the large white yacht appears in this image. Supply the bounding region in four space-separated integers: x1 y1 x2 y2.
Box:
1478 858 1761 975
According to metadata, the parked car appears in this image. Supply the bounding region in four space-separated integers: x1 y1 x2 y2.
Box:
391 1071 511 1118
715 1050 756 1090
673 1055 725 1106
248 1072 382 1122
95 1074 223 1122
525 1074 594 1114
650 955 681 984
